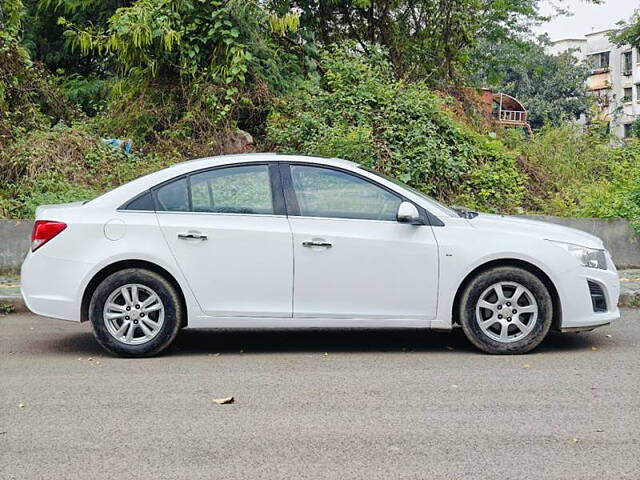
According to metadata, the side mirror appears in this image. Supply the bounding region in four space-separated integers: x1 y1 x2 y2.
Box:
396 201 423 225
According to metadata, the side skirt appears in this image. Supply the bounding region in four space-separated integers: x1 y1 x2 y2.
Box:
185 316 432 330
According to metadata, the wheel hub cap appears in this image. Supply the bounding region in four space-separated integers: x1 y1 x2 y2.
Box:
475 281 538 343
103 284 165 345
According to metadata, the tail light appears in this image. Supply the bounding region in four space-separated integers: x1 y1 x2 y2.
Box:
31 220 67 252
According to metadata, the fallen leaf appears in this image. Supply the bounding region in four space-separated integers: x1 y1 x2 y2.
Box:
18 403 24 408
571 437 579 443
446 346 454 351
88 357 93 361
451 385 458 389
212 396 234 405
605 335 612 338
523 363 531 368
591 346 598 351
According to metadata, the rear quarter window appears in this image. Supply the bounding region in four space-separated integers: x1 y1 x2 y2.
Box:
122 190 155 211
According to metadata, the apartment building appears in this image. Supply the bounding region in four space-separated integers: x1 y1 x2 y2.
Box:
549 30 639 139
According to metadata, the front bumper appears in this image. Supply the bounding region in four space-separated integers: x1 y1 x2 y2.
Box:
557 261 620 332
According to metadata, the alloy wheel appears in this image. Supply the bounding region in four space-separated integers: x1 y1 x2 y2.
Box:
475 281 538 343
103 284 165 345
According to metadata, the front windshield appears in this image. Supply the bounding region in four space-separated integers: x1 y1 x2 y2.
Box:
358 166 461 217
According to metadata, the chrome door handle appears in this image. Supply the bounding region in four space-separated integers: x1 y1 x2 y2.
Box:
178 232 208 240
302 240 332 248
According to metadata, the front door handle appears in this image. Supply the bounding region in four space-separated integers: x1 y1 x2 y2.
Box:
178 231 208 240
302 240 332 248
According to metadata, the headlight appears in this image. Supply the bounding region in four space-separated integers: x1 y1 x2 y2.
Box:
548 240 607 270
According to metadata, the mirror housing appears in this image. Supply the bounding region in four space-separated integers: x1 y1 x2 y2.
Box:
396 201 423 225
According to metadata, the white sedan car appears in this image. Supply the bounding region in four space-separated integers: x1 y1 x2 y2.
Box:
21 154 620 356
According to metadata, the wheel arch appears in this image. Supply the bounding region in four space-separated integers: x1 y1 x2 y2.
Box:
81 259 188 327
451 258 562 330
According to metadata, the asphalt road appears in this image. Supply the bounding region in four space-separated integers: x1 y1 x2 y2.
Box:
1 312 639 480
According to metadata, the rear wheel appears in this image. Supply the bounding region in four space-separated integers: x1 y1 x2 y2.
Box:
459 266 553 354
89 268 183 357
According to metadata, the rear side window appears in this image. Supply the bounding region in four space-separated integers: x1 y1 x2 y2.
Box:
150 165 274 214
155 177 189 212
123 191 154 211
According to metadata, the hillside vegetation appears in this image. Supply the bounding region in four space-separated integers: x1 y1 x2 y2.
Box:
1 0 640 223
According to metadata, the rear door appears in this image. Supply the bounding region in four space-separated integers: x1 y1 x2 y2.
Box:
155 163 293 318
282 163 439 320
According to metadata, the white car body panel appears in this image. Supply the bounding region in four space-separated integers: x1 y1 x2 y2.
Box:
156 212 293 317
21 153 620 334
289 216 438 320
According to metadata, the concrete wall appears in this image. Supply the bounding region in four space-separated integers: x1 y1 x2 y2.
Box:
1 216 640 273
522 215 640 269
0 220 33 274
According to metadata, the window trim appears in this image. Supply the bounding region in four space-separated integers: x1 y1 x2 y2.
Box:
119 162 286 216
279 162 441 226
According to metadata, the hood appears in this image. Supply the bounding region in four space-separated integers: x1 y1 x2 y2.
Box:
470 213 605 250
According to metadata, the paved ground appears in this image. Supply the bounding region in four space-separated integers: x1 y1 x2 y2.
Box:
1 312 639 480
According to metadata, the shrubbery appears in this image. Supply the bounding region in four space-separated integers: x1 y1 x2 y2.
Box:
512 123 640 229
267 46 525 213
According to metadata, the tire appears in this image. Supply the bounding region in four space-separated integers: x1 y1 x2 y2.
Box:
89 268 183 357
459 266 553 354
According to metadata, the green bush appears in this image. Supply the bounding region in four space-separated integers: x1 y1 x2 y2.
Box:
0 123 173 218
267 45 524 213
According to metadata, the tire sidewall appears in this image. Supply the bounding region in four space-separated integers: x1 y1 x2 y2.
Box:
460 267 553 354
89 269 182 357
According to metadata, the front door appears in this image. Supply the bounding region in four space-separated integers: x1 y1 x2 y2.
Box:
155 164 293 318
284 164 439 320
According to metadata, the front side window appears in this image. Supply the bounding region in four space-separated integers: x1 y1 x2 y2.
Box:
190 165 273 214
290 165 401 221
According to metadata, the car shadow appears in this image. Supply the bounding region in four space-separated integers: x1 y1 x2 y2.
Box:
164 327 600 356
36 326 602 358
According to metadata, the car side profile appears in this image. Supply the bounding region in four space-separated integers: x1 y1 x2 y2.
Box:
21 154 620 356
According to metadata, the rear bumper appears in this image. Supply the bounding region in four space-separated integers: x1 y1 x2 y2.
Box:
21 252 91 322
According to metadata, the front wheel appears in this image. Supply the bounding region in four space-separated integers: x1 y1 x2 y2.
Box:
89 268 183 357
459 266 553 354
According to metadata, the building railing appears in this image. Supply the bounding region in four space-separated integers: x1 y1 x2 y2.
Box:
499 110 528 124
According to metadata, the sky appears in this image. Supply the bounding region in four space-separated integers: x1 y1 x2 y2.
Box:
535 0 639 41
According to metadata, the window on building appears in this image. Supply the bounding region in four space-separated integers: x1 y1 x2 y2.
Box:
636 84 640 101
588 51 610 71
622 51 633 75
624 123 633 139
623 87 633 103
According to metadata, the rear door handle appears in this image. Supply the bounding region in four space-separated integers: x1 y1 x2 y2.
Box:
178 232 208 240
302 240 332 248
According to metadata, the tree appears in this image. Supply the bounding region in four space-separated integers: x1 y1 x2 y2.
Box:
266 0 600 87
610 11 640 50
472 38 590 129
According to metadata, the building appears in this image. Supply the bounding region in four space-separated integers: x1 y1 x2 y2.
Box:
479 89 533 136
549 30 639 139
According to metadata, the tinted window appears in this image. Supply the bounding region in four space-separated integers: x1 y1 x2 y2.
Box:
190 165 273 215
123 190 154 211
155 177 189 212
290 165 401 221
